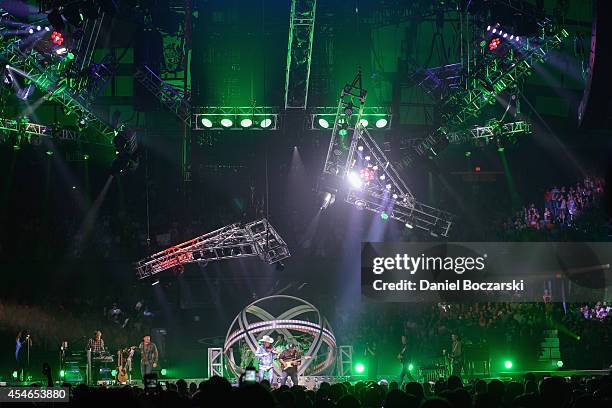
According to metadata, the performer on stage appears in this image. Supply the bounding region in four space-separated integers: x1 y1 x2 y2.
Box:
87 331 106 353
398 335 414 385
255 335 278 383
279 342 301 387
139 335 159 377
15 331 31 382
450 333 463 377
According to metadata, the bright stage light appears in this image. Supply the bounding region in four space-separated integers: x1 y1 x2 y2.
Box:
201 118 213 128
380 212 389 220
503 33 508 38
59 370 65 378
408 363 414 371
358 145 364 151
392 193 398 199
240 118 253 128
46 150 54 156
375 118 388 128
359 119 369 127
348 172 363 189
405 222 414 229
364 155 371 161
83 154 90 160
111 369 117 377
355 363 365 374
161 368 167 376
318 118 330 128
260 118 273 128
492 28 497 33
379 175 385 180
220 118 233 128
28 28 34 34
152 279 160 286
504 360 513 369
556 360 564 368
51 31 64 45
486 25 491 31
385 184 392 189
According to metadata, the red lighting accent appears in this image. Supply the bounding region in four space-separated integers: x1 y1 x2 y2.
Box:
488 37 501 51
51 31 64 45
475 166 481 172
359 167 376 183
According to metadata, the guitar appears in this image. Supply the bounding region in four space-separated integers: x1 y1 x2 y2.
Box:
280 356 311 370
116 347 136 383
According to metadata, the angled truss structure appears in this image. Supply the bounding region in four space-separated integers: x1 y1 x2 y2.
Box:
134 219 290 280
447 120 533 145
284 0 317 109
321 72 453 236
134 65 192 127
403 24 568 167
2 39 116 144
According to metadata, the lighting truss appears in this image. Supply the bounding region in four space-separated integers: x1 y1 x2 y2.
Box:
0 117 114 146
402 24 568 167
134 65 191 127
284 0 317 109
192 106 280 131
2 39 116 144
447 120 533 145
134 219 290 280
309 106 392 130
321 71 453 236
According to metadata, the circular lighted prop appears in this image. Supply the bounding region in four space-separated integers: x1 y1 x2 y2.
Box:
224 295 336 377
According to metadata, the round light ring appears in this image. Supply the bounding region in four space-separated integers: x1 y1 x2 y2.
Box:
240 118 253 128
220 118 233 128
318 118 330 129
201 118 213 128
260 118 273 128
359 119 369 127
375 118 388 128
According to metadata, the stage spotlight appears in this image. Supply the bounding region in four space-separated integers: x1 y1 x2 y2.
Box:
348 172 363 189
357 145 364 151
111 369 117 377
380 212 389 220
240 118 253 128
503 33 508 38
515 36 520 42
375 118 388 128
46 150 54 156
364 155 371 161
201 118 213 128
317 117 330 128
379 175 385 180
385 184 392 189
344 102 354 116
28 27 34 34
36 26 41 31
556 360 564 368
17 84 36 100
59 370 65 378
55 47 67 55
408 363 414 371
320 192 335 210
12 370 18 379
160 368 167 376
152 279 160 286
405 222 414 229
504 360 513 369
83 154 90 160
48 9 64 30
492 28 497 34
220 118 233 128
486 25 491 31
45 26 50 32
392 193 398 199
339 122 349 136
260 118 273 128
51 31 64 45
355 363 365 374
359 119 369 127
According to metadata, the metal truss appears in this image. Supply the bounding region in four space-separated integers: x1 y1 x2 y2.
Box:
284 0 317 109
2 40 116 144
309 106 392 130
207 348 224 378
447 120 533 145
337 346 353 377
403 25 568 167
0 117 115 146
321 72 453 236
192 106 280 131
134 65 192 127
134 219 290 280
409 62 463 100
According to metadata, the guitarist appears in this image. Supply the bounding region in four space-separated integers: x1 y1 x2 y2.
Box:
450 333 463 377
398 335 414 385
255 335 278 383
279 342 301 387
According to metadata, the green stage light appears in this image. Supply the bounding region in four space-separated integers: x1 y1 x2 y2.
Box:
46 150 54 156
240 118 253 128
201 118 213 128
60 370 65 378
12 144 20 151
12 370 18 379
504 360 513 369
556 360 564 368
83 154 90 160
220 118 233 128
318 118 330 129
380 212 389 220
408 363 414 371
375 118 388 128
260 118 273 128
355 363 365 374
359 119 369 127
339 128 348 136
161 368 167 376
497 147 505 152
111 369 117 377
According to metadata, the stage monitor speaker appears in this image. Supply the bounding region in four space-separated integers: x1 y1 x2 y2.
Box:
578 0 612 129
